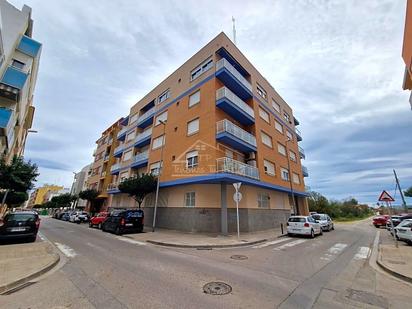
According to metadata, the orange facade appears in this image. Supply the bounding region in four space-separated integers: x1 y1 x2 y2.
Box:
403 0 412 91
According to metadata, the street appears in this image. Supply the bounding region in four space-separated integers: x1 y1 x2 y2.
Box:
1 218 411 309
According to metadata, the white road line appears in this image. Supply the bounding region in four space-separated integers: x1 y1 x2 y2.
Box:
273 239 307 251
115 236 147 246
253 237 291 248
354 246 371 260
37 232 47 241
55 242 77 258
327 243 348 255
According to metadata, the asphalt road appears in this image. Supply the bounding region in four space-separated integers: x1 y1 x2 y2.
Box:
1 217 411 308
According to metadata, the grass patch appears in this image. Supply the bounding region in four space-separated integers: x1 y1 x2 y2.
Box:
334 215 373 223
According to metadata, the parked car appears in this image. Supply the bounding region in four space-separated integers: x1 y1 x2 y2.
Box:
394 219 412 245
69 211 89 223
372 215 389 228
0 211 40 242
101 209 144 235
287 215 322 238
386 214 412 230
311 213 334 231
89 212 109 229
61 212 71 221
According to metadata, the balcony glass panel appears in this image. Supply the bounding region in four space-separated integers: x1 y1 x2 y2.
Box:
216 119 256 152
1 66 28 90
17 35 42 58
216 157 259 180
216 87 255 125
216 58 252 92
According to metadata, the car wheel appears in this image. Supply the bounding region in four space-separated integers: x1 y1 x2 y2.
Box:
407 240 412 246
98 223 102 230
331 224 334 230
319 229 323 236
89 222 93 228
310 229 315 238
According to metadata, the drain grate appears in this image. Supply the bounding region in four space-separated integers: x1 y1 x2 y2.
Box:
230 254 248 260
203 282 232 295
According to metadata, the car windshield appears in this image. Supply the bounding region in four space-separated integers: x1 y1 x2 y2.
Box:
5 214 37 222
288 217 306 222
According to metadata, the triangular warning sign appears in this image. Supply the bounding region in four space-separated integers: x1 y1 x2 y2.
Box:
378 190 395 202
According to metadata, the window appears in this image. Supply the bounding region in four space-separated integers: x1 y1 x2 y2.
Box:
155 111 168 126
292 173 300 184
123 149 133 161
129 113 138 124
120 171 129 182
186 150 199 168
257 84 267 100
263 160 275 176
281 168 289 181
257 193 270 208
225 149 234 159
289 151 297 162
189 90 200 107
190 58 213 81
286 131 293 142
277 143 286 156
187 118 199 135
152 135 165 150
261 131 273 148
275 121 283 133
259 107 270 123
12 59 25 70
283 111 291 123
185 192 196 207
272 99 281 113
126 131 135 142
150 161 162 176
158 89 170 103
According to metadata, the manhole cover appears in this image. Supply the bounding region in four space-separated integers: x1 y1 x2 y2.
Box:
387 260 406 265
203 282 232 295
230 254 248 260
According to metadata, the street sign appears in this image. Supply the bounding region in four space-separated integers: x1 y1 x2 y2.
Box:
378 190 395 202
233 182 242 191
233 192 242 203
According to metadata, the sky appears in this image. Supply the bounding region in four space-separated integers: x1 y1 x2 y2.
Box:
9 0 412 205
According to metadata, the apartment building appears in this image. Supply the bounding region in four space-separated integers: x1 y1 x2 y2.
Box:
27 185 63 208
70 163 92 208
107 32 309 233
0 1 41 161
86 119 122 211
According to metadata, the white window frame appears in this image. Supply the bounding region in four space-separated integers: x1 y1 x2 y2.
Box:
259 107 270 123
286 131 293 142
186 150 199 169
277 143 286 156
190 58 213 81
283 111 291 123
292 173 300 184
185 191 196 207
281 168 289 181
120 171 129 182
275 121 283 134
289 151 297 162
123 149 133 161
129 113 139 124
272 99 281 113
261 131 273 148
187 118 199 135
126 131 135 142
155 110 168 126
152 135 165 150
257 84 267 100
257 193 270 208
150 161 162 176
189 90 200 107
158 89 170 104
263 160 276 176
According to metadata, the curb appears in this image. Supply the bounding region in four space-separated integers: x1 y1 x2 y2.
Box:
146 238 267 249
0 251 60 295
376 251 412 285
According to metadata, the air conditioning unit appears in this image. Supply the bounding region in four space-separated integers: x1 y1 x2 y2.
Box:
247 152 256 160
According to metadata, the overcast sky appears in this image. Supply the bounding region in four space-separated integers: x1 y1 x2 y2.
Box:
9 0 412 204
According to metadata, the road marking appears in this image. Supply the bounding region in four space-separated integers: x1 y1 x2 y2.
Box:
354 246 371 260
37 232 47 241
252 237 291 248
327 243 348 254
55 242 77 258
115 236 147 246
273 239 307 251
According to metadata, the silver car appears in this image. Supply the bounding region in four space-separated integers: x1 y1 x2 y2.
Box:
312 213 334 231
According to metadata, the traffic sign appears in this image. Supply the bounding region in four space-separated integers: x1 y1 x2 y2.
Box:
233 182 242 191
233 192 242 203
378 190 395 202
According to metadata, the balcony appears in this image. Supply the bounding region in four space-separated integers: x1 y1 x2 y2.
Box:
295 128 303 142
216 87 255 125
137 107 155 129
107 183 120 194
294 116 300 126
216 157 259 180
113 144 124 157
0 108 14 148
216 119 257 153
298 146 305 159
17 35 42 58
216 58 253 101
0 66 28 101
302 165 309 177
117 127 128 141
130 151 149 169
134 128 152 148
110 163 122 174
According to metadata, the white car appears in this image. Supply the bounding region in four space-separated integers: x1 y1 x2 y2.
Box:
287 215 322 238
311 213 334 231
69 211 89 223
394 219 412 245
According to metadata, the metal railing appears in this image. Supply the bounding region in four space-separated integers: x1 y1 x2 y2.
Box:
295 127 302 137
216 87 254 118
216 58 252 92
298 146 305 158
107 183 118 191
135 128 152 143
302 165 308 176
137 107 155 123
216 119 256 147
114 144 124 154
117 127 128 138
133 151 149 162
110 163 121 172
216 157 259 180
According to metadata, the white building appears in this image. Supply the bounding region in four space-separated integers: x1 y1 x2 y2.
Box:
71 163 92 208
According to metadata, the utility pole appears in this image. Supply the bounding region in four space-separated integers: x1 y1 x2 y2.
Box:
393 169 407 212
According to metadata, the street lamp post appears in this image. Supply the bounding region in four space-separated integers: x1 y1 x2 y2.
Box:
285 138 298 215
152 119 167 232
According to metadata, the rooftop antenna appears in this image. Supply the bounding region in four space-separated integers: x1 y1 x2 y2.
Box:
232 16 237 45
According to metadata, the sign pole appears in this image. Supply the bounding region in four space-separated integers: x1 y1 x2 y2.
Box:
233 182 242 240
236 198 240 239
388 201 398 247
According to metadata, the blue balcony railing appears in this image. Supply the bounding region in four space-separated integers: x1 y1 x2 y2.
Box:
1 66 28 90
216 87 255 125
216 119 256 153
113 144 125 157
130 151 149 169
117 127 128 141
17 35 42 58
137 107 155 129
302 165 309 177
110 163 122 175
216 157 259 180
134 128 152 148
298 146 305 159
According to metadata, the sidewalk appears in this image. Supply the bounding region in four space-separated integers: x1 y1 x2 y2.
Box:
126 227 285 248
377 242 412 284
0 241 60 294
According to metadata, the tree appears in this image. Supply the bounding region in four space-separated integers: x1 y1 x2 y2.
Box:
50 193 77 208
405 186 412 197
308 191 329 214
0 191 28 207
118 174 157 209
78 189 100 213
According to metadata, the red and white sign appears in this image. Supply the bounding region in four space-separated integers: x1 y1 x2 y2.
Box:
378 190 395 202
